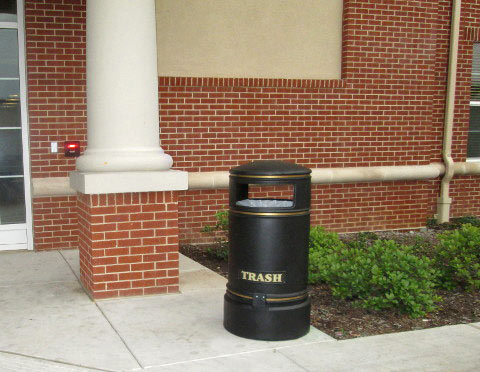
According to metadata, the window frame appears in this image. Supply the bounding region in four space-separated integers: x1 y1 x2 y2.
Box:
467 43 480 161
467 103 480 162
0 0 33 250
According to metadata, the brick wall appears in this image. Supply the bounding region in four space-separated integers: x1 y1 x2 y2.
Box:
25 0 86 177
162 0 446 243
32 196 78 251
25 0 86 250
77 191 179 299
24 0 480 249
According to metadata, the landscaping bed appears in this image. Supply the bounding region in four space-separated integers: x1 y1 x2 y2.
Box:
180 218 480 340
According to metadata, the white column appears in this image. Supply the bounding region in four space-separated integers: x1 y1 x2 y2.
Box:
76 0 172 172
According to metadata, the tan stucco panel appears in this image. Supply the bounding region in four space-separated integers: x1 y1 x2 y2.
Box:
155 0 343 79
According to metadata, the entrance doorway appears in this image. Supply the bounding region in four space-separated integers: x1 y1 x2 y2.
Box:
0 0 32 250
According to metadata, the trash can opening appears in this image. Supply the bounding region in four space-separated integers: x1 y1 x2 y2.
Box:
248 184 294 200
236 199 294 208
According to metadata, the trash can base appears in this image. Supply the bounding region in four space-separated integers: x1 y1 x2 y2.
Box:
223 294 311 341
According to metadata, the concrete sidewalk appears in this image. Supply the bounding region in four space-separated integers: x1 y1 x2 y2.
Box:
0 250 478 371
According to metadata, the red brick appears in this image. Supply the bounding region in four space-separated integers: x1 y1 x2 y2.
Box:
156 277 178 286
104 248 129 257
106 264 131 273
130 229 154 238
144 286 168 295
119 272 143 281
144 270 167 279
107 281 132 290
92 290 119 300
131 262 155 271
92 274 118 283
130 246 155 255
131 279 155 288
92 257 117 266
118 255 142 264
155 261 178 269
143 254 167 263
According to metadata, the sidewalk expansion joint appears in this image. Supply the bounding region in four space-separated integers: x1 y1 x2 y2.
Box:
94 303 144 369
58 250 85 292
58 250 144 370
148 340 330 369
0 349 114 372
277 349 310 371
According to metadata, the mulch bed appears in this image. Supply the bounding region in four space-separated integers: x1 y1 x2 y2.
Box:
179 229 480 340
309 284 480 340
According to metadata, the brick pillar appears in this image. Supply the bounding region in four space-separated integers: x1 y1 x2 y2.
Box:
77 191 179 299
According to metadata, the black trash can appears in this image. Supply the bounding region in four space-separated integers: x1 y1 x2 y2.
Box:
224 160 311 341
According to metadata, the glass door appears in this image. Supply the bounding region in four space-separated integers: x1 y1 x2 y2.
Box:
0 0 32 250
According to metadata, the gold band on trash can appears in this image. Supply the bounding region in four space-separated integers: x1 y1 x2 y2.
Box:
226 289 308 303
230 174 311 179
229 210 310 217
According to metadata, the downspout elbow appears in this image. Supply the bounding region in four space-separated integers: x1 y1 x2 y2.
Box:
438 155 454 222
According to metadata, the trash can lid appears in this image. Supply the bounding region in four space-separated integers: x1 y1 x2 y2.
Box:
230 160 311 176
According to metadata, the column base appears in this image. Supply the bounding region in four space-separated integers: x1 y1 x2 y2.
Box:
72 170 187 299
76 150 173 173
77 190 181 300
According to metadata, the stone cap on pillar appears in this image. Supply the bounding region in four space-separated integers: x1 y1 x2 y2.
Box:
70 170 188 194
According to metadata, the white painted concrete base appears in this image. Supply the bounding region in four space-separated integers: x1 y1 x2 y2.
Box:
70 170 188 194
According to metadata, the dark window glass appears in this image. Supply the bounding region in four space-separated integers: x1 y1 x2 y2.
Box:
0 29 19 78
467 106 480 158
0 80 21 127
0 178 25 225
469 44 480 158
0 129 23 176
0 0 17 22
467 132 480 158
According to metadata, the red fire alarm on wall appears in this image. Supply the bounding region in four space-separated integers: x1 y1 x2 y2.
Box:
64 141 80 157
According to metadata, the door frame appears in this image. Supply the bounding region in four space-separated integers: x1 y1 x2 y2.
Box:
0 0 33 251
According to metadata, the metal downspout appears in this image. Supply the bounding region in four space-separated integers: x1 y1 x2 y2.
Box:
437 0 461 223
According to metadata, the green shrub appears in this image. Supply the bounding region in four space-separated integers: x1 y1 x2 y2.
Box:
308 226 345 284
206 244 229 260
202 210 229 260
202 210 229 234
452 216 480 227
434 224 480 291
308 227 440 318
